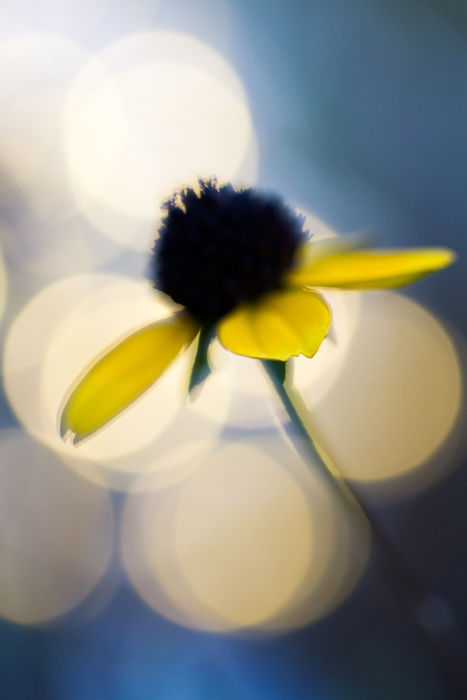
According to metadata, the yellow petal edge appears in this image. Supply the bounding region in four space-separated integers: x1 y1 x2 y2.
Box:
218 289 331 361
60 314 199 442
287 247 456 289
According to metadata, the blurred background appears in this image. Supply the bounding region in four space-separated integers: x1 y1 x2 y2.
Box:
0 1 466 698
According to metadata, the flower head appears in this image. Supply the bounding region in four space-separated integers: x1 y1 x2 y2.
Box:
60 179 455 443
152 180 307 322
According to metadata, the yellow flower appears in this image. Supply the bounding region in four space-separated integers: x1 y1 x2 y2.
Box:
60 180 454 443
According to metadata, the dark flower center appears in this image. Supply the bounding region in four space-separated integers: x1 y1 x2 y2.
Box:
151 179 308 322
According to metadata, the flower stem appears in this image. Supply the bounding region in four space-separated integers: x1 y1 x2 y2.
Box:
262 358 467 699
188 323 216 395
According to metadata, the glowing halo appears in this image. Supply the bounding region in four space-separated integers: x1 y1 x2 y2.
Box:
63 30 258 252
0 429 113 625
313 291 463 495
122 434 370 633
3 273 229 490
0 245 7 323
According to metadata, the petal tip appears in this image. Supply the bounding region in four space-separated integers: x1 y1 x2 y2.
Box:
59 415 70 441
71 432 86 446
421 247 457 275
441 248 457 267
59 416 82 445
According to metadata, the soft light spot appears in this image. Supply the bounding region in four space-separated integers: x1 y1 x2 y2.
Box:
0 430 113 625
0 33 84 210
3 274 228 490
0 245 7 323
0 33 121 277
0 0 112 38
313 292 463 495
63 30 258 251
122 435 370 633
0 33 88 104
0 34 89 213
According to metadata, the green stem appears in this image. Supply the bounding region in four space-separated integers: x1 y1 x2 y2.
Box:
188 323 216 394
262 359 467 699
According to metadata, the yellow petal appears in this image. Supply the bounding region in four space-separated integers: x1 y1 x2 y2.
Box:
287 247 455 289
217 289 331 361
291 234 369 269
60 314 199 442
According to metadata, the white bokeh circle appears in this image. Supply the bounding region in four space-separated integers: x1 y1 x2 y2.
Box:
3 273 230 490
122 434 370 633
313 292 463 494
63 31 258 251
0 429 113 625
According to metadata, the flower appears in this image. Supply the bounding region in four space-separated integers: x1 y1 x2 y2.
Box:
60 179 455 443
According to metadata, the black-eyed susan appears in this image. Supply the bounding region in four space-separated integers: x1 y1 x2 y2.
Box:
60 179 454 443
